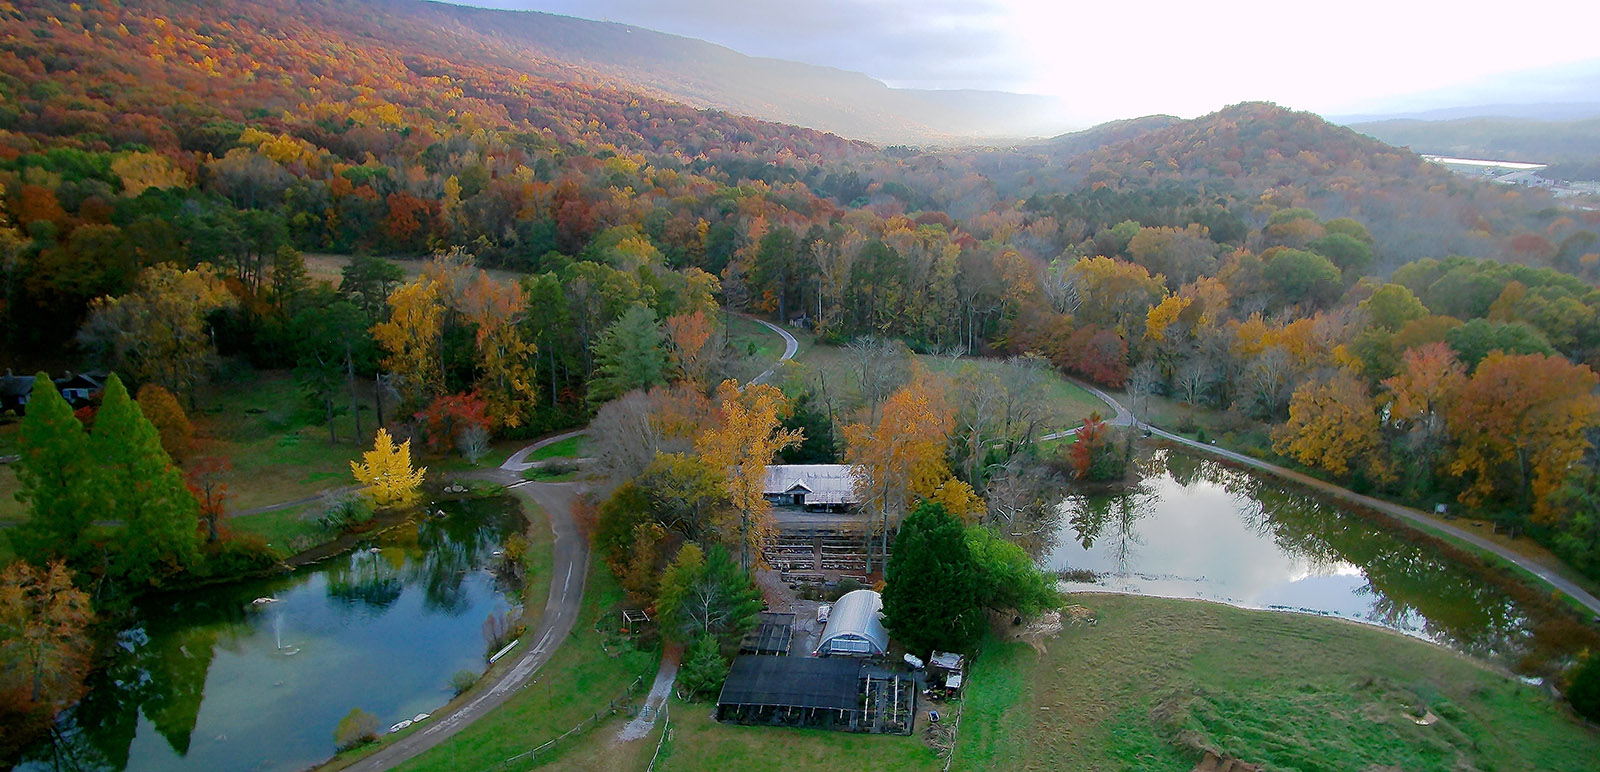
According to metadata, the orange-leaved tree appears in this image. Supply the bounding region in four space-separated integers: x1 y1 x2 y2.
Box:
460 271 537 428
185 456 233 544
1447 352 1600 524
1382 341 1466 475
844 374 955 571
694 381 801 569
136 383 192 462
351 429 427 509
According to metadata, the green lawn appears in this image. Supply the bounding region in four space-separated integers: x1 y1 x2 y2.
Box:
525 434 587 462
228 502 324 556
655 694 937 772
523 466 584 482
786 334 1110 433
726 315 785 364
954 594 1600 772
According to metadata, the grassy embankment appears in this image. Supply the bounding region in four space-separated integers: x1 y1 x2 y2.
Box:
520 434 589 482
651 694 937 772
320 559 657 772
956 594 1600 772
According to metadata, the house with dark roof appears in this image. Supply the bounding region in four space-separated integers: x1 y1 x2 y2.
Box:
0 370 111 414
53 372 104 406
0 371 34 415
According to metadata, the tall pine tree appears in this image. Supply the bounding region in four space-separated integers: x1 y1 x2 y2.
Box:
881 501 983 656
92 374 201 587
12 374 105 572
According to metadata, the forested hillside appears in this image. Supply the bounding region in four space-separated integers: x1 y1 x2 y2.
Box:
3 0 1600 584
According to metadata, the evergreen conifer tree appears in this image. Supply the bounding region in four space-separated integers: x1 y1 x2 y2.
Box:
12 375 104 571
92 374 201 586
881 501 983 656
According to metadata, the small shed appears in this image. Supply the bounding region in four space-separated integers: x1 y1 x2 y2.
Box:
814 589 889 657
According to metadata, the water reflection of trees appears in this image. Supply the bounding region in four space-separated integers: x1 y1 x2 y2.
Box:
20 497 524 772
1174 451 1528 660
1063 471 1159 576
326 550 405 609
401 498 518 614
22 577 281 772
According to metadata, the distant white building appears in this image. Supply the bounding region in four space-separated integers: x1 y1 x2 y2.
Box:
762 464 861 511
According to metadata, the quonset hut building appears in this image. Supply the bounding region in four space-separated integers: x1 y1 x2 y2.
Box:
814 589 889 657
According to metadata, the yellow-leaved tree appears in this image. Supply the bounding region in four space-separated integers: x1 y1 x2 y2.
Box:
351 429 427 508
372 278 444 411
844 373 956 571
694 381 802 569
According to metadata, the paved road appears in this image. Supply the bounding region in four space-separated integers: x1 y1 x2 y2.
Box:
343 432 591 772
745 315 799 385
501 428 587 472
1071 378 1600 619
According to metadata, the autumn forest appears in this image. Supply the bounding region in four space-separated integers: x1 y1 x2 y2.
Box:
4 0 1600 769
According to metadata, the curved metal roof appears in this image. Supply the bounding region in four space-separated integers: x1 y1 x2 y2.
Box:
815 589 889 655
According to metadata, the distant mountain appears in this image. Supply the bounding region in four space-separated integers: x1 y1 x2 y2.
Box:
406 0 1075 144
1039 116 1184 158
1349 115 1600 165
1333 102 1600 124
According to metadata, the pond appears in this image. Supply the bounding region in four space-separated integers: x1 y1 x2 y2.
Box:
1044 449 1578 668
20 496 525 772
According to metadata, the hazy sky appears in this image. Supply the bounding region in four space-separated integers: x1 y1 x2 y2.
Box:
453 0 1600 123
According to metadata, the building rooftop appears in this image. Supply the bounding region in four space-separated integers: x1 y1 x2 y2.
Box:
763 464 861 506
815 589 889 656
716 655 862 712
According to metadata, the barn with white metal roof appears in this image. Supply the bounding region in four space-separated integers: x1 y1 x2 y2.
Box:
762 464 862 511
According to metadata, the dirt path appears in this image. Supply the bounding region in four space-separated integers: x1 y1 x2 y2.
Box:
1073 379 1600 619
614 644 682 743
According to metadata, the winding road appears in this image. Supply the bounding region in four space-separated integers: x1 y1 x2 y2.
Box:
350 317 802 767
746 315 799 386
1069 378 1600 619
342 432 590 772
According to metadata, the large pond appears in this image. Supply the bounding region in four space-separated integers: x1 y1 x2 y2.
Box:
1044 450 1572 667
20 496 524 772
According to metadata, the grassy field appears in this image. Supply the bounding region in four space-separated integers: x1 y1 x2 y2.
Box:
954 594 1600 772
653 694 938 772
726 315 786 364
525 434 587 462
782 328 1110 432
374 560 658 772
193 372 368 512
301 253 522 287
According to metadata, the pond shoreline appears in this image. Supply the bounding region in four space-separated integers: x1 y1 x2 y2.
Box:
1050 445 1600 678
1149 437 1600 662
